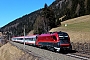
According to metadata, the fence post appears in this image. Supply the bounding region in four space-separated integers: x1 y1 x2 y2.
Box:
89 43 90 52
77 42 79 52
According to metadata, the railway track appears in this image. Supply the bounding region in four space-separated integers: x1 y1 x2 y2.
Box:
66 53 89 60
9 41 90 60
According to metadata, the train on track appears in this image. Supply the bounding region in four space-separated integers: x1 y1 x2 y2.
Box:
11 31 72 52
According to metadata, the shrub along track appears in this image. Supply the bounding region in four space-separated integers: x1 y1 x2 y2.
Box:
10 41 90 60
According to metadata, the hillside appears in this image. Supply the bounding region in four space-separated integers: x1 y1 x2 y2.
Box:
1 0 90 37
50 15 90 43
0 43 39 60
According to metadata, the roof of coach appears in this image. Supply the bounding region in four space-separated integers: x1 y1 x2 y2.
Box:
12 35 37 38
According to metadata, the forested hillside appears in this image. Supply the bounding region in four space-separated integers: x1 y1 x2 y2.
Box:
1 0 90 37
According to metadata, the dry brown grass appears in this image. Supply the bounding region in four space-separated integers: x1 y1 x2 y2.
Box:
50 15 90 43
62 15 90 24
0 43 24 60
0 43 39 60
0 43 3 47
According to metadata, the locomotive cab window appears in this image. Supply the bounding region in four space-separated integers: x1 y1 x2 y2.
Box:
52 36 57 40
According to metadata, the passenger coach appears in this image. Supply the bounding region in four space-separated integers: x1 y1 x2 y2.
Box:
11 35 37 45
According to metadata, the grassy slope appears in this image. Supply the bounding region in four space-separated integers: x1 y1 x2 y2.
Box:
50 15 90 43
0 43 38 60
0 43 24 60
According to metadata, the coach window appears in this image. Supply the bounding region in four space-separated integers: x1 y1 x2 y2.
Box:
33 38 36 41
20 38 23 40
28 38 32 41
14 38 16 40
29 38 33 41
25 38 29 41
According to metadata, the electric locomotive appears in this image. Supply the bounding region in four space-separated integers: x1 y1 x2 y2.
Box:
35 31 72 52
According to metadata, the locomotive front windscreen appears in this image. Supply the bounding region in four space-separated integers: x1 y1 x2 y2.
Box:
58 32 70 44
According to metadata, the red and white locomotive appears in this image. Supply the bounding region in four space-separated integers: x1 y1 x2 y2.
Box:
11 31 72 52
36 32 72 52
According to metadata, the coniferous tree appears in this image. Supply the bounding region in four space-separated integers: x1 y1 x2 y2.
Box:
78 0 85 16
33 15 44 34
87 0 90 14
42 3 56 32
33 3 57 34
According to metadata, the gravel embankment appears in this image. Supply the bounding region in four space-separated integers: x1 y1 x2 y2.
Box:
10 41 80 60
